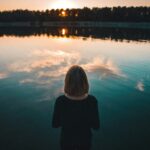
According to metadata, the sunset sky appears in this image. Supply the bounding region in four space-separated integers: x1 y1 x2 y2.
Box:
0 0 149 10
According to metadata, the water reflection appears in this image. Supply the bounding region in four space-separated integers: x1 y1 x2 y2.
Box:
60 28 68 36
0 28 150 150
1 48 125 85
82 57 125 79
0 27 150 42
20 79 34 84
0 72 8 79
136 80 144 92
8 49 80 73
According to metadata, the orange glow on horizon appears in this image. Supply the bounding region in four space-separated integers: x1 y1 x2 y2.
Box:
0 0 150 11
61 28 68 36
61 10 67 17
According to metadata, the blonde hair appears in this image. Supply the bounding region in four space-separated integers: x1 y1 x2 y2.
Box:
64 65 89 97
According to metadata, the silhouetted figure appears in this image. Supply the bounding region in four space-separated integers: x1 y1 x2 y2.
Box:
52 65 100 150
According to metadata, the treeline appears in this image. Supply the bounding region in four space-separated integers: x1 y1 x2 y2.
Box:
0 7 150 22
0 27 150 42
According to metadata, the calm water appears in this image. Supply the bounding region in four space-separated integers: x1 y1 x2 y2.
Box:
0 28 150 150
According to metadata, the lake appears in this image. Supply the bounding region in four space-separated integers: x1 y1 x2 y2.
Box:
0 27 150 150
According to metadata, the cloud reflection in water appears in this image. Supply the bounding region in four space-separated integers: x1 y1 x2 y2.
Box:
136 81 144 92
3 49 125 85
81 57 125 79
0 72 8 79
8 49 80 73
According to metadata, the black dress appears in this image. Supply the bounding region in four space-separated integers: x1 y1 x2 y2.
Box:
52 94 100 150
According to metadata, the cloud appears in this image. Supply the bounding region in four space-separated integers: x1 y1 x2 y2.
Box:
37 66 69 78
0 72 8 79
36 56 125 80
136 81 144 92
81 57 125 79
19 79 34 84
8 49 80 73
4 49 125 85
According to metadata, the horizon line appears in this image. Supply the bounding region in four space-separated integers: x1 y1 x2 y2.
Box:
1 5 150 11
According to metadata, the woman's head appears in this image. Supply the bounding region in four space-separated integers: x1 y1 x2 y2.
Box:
64 65 89 97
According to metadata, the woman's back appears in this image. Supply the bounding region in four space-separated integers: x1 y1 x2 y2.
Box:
52 65 100 150
52 94 100 147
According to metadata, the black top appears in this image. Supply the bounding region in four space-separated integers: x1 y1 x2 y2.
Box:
52 94 100 145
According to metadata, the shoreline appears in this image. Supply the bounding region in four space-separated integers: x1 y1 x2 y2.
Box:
0 22 150 29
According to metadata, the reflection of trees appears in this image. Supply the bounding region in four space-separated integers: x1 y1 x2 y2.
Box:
0 27 150 42
0 7 150 22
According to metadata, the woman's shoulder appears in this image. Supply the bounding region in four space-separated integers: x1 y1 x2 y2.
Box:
56 95 66 102
87 94 98 103
87 95 99 110
55 94 98 104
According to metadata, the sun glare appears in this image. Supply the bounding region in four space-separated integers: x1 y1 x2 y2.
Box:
61 28 68 36
61 10 66 17
51 0 77 9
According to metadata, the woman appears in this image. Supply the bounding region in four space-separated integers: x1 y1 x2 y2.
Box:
52 65 100 150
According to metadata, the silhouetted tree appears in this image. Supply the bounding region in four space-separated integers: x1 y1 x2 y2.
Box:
0 7 150 22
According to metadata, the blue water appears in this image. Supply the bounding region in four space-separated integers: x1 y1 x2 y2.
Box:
0 29 150 150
